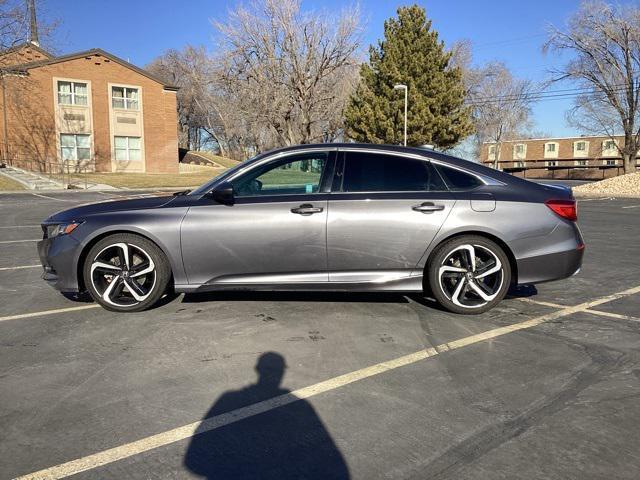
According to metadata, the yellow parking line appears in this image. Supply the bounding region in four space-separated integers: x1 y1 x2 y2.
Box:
14 284 640 480
0 265 40 271
0 239 39 244
584 309 640 322
514 297 566 309
0 304 99 323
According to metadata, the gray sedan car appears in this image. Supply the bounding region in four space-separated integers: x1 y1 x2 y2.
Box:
38 144 584 314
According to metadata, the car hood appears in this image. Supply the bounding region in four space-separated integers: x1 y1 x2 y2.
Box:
45 195 177 223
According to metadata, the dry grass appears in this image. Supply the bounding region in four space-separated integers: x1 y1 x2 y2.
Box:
0 173 26 190
68 171 224 189
186 151 242 169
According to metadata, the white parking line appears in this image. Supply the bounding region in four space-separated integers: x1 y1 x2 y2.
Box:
0 264 40 271
0 239 39 244
14 284 640 480
30 193 77 202
0 304 99 323
622 204 640 209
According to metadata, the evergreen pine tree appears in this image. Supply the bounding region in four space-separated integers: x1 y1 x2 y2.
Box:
344 5 472 147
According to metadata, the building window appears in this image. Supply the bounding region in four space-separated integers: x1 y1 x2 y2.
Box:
57 81 88 106
514 161 525 168
544 142 559 159
513 143 526 159
112 86 139 110
573 140 589 158
604 159 617 166
488 145 496 160
575 159 588 166
60 134 91 161
114 136 142 161
546 160 558 167
576 141 586 151
602 139 617 156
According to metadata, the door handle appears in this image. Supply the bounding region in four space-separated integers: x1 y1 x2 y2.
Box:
412 202 445 213
291 204 324 215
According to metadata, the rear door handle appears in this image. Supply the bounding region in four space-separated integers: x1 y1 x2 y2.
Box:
291 204 324 215
412 202 445 213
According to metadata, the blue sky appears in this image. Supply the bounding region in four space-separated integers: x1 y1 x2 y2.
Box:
44 0 584 136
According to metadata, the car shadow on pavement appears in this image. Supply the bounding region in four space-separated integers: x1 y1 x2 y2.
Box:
181 290 411 304
183 352 350 479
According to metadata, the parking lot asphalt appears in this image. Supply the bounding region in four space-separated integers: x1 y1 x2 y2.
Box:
0 190 639 480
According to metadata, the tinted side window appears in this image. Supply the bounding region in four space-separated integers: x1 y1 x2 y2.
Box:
341 152 447 192
436 165 482 191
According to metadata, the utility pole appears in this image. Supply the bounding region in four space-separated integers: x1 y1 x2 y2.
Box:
393 84 408 146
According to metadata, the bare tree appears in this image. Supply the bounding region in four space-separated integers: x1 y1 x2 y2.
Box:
546 0 640 174
214 0 361 148
147 47 230 154
466 61 536 167
0 0 57 51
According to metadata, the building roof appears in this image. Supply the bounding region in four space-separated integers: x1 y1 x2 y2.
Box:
16 48 179 91
483 134 623 144
0 41 54 60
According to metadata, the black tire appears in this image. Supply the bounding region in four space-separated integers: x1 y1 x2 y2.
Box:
83 233 172 312
427 235 511 315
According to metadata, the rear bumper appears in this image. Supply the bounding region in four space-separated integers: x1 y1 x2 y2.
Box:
37 235 81 292
516 245 584 284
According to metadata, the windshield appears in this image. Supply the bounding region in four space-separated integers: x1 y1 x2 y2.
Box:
189 155 261 196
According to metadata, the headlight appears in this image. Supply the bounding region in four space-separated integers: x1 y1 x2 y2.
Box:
44 222 82 239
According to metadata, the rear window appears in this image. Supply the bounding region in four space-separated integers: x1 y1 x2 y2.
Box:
342 152 447 192
436 165 483 191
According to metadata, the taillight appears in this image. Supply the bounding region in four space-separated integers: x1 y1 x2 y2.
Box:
545 199 577 221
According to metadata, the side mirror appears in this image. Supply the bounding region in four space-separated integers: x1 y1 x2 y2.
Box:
208 182 235 206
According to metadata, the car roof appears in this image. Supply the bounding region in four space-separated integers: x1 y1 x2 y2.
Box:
255 143 524 185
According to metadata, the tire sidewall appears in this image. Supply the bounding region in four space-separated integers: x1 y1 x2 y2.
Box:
428 236 511 315
83 233 171 312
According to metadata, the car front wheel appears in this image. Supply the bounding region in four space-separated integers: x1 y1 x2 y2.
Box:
427 235 511 315
83 233 171 312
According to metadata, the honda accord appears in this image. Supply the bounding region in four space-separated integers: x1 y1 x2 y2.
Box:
38 144 584 314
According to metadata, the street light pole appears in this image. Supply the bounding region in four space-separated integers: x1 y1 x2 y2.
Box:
393 84 407 146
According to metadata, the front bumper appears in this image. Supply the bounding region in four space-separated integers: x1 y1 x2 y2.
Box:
37 234 82 292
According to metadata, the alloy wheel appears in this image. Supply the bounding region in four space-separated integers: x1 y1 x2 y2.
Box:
90 242 156 307
437 244 504 309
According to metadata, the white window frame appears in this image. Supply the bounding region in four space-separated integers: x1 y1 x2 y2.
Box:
114 136 142 161
488 144 496 161
111 86 139 110
544 142 559 159
602 139 618 157
574 159 588 167
604 159 617 166
60 133 91 162
545 160 558 167
513 143 527 160
573 140 589 158
514 161 526 168
57 81 88 106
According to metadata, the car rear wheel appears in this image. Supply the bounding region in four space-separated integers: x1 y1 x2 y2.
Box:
83 233 171 312
427 235 511 315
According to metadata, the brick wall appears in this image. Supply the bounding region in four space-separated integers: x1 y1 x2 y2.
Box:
0 51 178 174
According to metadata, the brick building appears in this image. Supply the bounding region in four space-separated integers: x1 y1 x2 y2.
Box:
480 135 640 180
0 42 179 174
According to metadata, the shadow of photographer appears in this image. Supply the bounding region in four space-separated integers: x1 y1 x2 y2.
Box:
184 352 350 479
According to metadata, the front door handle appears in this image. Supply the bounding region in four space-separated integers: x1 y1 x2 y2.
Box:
412 202 445 213
291 204 324 215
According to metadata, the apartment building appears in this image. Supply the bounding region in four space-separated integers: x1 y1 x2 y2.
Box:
0 43 179 174
480 135 640 179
